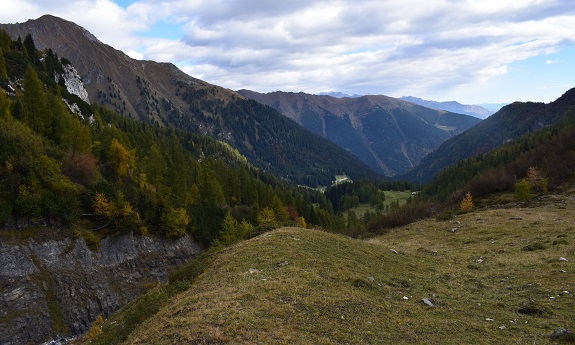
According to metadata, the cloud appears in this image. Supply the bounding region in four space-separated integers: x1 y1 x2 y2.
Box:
2 0 575 102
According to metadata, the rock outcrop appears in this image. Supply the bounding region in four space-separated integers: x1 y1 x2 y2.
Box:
0 233 202 345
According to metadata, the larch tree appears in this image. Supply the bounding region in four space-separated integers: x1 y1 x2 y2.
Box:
21 65 51 135
107 138 135 183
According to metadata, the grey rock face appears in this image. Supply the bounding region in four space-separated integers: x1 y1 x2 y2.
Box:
0 233 202 345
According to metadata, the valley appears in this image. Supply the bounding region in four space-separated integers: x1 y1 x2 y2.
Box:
1 12 575 345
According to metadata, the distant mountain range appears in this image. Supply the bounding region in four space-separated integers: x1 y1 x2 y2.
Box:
400 96 498 119
237 90 480 177
401 89 575 183
317 91 362 98
318 93 502 119
1 15 379 186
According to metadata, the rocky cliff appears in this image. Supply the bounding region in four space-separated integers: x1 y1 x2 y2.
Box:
0 232 202 345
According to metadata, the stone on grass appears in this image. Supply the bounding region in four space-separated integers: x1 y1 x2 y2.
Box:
422 298 434 307
551 328 573 340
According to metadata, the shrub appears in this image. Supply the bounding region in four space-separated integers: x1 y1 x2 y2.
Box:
85 315 104 340
515 178 533 201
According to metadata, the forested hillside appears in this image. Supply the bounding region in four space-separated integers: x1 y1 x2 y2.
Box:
0 30 342 245
423 106 575 203
1 15 381 187
402 90 575 183
364 98 575 236
237 89 480 176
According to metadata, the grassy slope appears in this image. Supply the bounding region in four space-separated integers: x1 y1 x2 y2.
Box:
88 194 575 344
347 190 413 218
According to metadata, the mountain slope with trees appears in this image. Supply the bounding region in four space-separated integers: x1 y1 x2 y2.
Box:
1 15 380 187
0 29 346 244
401 89 575 183
237 89 481 177
0 29 370 343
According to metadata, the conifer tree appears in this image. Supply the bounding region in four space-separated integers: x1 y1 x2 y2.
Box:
215 212 252 246
21 65 51 135
107 138 136 182
47 93 73 146
161 207 189 237
23 34 39 66
0 90 10 119
0 30 11 51
67 115 92 156
0 48 8 82
270 194 289 223
459 192 474 212
142 144 167 200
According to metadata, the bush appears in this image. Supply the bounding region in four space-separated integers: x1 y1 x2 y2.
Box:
515 178 533 201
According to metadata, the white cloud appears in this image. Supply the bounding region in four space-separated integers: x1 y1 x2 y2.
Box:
2 0 575 102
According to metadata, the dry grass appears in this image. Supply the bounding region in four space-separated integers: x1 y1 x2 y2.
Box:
87 193 575 344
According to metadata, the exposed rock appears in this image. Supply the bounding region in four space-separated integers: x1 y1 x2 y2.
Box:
0 233 202 345
422 298 434 307
61 64 90 103
551 328 574 340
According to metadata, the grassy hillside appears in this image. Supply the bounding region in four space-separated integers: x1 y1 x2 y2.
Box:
84 192 575 344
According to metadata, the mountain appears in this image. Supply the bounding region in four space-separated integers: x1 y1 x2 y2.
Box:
400 96 496 119
237 90 481 177
402 88 575 183
0 15 379 186
477 103 508 113
317 91 362 98
0 29 350 343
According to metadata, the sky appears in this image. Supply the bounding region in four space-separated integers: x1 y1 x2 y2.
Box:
2 0 575 104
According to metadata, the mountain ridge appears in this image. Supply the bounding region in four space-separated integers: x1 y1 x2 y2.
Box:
1 15 380 186
237 89 481 177
400 95 496 119
401 88 575 183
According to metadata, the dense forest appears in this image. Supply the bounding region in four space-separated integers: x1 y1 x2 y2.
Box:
0 31 349 246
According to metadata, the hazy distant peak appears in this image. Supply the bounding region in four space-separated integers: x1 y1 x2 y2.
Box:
400 96 495 119
318 91 362 98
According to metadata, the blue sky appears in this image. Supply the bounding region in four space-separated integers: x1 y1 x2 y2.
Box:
2 0 575 104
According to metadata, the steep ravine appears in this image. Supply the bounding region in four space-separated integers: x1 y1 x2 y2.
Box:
0 233 202 345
